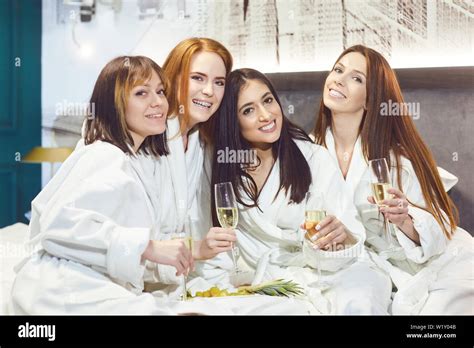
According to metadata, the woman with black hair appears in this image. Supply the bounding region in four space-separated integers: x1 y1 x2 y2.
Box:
193 68 392 314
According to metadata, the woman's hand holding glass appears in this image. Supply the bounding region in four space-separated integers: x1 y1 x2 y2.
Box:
368 188 420 244
306 215 355 251
303 191 354 251
368 187 409 226
368 158 396 244
193 227 237 260
367 158 419 245
141 239 194 276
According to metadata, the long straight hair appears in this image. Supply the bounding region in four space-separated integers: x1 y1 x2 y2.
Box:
313 45 458 238
84 56 169 157
211 68 312 226
162 37 233 143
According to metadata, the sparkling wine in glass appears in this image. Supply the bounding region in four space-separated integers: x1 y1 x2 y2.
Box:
304 191 327 283
171 222 193 301
214 182 240 273
369 158 394 244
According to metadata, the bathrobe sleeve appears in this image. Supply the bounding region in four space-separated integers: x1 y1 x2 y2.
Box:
355 156 453 264
32 143 151 287
392 158 451 264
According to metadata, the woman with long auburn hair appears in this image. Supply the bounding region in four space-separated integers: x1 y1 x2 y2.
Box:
313 45 473 314
192 68 392 314
136 38 239 298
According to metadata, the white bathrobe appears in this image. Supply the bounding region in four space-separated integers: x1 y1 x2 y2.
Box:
137 116 205 287
11 141 176 314
193 140 392 314
324 130 474 314
137 118 318 314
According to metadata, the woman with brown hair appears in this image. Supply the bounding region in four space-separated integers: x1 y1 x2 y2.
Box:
11 56 230 314
313 45 473 314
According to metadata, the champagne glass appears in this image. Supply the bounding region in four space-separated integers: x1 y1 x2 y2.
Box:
214 182 240 274
304 191 327 283
171 221 193 301
369 158 394 244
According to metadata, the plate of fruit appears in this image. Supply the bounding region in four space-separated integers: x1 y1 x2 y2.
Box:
187 279 304 299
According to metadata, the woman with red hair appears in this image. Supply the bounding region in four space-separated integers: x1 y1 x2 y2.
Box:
137 38 238 295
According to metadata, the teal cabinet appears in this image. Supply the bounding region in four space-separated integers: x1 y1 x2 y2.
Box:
0 0 42 227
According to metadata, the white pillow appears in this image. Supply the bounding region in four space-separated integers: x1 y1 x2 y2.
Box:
437 166 458 192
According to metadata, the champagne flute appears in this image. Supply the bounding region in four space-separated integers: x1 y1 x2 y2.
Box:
171 223 193 301
214 182 240 273
369 158 394 244
304 191 327 283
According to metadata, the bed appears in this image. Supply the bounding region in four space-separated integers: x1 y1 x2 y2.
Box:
0 222 316 315
0 167 464 315
0 222 29 314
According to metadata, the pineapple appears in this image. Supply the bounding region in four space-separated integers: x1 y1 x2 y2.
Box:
237 279 304 297
188 279 304 298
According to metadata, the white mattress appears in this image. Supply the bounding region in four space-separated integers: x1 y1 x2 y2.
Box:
0 223 29 314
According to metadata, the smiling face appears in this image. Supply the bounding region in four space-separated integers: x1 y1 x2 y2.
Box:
237 79 283 149
323 52 367 116
125 70 168 148
186 51 227 128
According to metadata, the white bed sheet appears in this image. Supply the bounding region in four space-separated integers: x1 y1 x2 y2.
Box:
0 223 316 315
0 222 29 315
